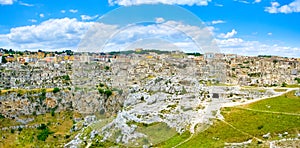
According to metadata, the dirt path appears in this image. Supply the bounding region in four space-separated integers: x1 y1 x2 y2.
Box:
218 119 264 142
234 107 300 116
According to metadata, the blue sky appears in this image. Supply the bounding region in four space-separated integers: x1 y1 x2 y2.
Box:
0 0 300 57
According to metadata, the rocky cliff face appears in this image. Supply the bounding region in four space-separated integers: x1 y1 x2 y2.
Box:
0 88 125 119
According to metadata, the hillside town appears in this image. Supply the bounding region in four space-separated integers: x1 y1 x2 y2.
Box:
1 48 300 147
1 48 300 89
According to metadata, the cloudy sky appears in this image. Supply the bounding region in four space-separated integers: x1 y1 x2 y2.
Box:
0 0 300 57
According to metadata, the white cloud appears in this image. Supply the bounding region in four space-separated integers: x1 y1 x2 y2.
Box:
79 20 217 53
0 18 93 50
61 10 66 13
28 19 37 23
39 13 45 18
108 0 212 6
19 1 33 6
69 9 78 13
218 29 237 39
0 0 13 5
214 3 223 7
253 0 261 3
265 0 300 14
216 37 300 57
80 15 99 21
155 17 165 23
1 17 299 57
268 32 272 36
234 0 250 4
211 20 225 25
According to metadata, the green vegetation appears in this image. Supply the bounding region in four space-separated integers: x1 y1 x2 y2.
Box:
258 55 272 58
0 111 77 147
136 122 179 147
53 87 60 93
62 75 71 81
155 91 300 147
104 89 112 98
294 78 300 84
282 82 288 87
1 56 7 63
0 113 4 119
155 131 191 148
37 124 54 141
273 89 287 92
98 88 113 97
39 89 46 102
248 72 261 77
104 66 110 71
186 52 203 56
97 83 113 98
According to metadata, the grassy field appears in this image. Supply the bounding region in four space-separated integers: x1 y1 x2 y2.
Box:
156 90 300 148
0 111 76 148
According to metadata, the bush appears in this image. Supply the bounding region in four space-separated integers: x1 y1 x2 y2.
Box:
257 125 264 130
0 113 4 119
98 88 104 94
62 75 70 81
99 83 105 87
39 89 46 102
37 128 52 141
18 127 23 132
37 124 47 130
37 124 53 141
51 109 55 116
104 66 110 71
53 87 60 93
282 82 287 87
104 90 113 98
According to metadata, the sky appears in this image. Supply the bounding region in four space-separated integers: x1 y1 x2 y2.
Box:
0 0 300 57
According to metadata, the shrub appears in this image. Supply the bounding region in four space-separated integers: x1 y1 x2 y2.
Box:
98 88 104 94
51 109 55 116
53 87 60 93
104 66 110 71
257 125 264 130
62 75 70 81
37 128 52 141
282 82 287 87
37 124 53 141
99 83 105 87
0 113 4 119
104 90 112 98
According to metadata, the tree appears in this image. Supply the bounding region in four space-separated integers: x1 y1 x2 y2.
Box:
1 56 7 63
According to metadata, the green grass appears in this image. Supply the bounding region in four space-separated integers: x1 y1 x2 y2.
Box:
286 84 300 88
164 91 300 148
0 111 77 148
136 122 178 146
242 90 300 113
155 131 191 148
273 89 287 92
